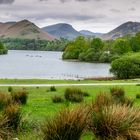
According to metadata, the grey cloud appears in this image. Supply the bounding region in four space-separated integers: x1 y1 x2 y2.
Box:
110 9 121 13
39 0 101 3
0 0 14 4
129 7 136 11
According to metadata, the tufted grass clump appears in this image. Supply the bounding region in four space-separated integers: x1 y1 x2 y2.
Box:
0 92 11 110
52 95 64 103
110 87 125 98
0 115 11 139
8 87 13 93
4 103 22 130
11 89 28 105
50 86 57 92
110 87 134 106
64 88 84 103
88 104 140 140
42 107 88 140
92 93 113 111
136 94 140 99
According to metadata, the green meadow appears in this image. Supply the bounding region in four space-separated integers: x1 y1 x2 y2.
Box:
0 81 140 139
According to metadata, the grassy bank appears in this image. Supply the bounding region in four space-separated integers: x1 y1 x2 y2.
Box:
0 78 140 84
0 84 140 139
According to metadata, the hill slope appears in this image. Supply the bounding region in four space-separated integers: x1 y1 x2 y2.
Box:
0 22 15 35
102 21 140 40
0 20 55 41
79 30 103 37
42 23 82 40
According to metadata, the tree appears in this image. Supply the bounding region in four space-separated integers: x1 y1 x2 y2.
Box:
110 53 140 79
0 42 8 55
112 38 131 55
91 38 103 51
62 36 89 59
129 32 140 52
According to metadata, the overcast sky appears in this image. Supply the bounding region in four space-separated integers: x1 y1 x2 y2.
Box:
0 0 140 33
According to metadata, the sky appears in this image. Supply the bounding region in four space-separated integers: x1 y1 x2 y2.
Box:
0 0 140 33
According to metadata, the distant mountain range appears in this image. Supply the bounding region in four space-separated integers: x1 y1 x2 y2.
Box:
79 30 103 37
0 20 55 41
42 23 82 40
102 21 140 40
0 20 140 41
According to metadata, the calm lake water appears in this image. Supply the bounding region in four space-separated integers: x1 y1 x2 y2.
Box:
0 50 111 79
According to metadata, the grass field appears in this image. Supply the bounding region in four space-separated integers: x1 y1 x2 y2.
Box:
0 80 140 139
0 78 140 84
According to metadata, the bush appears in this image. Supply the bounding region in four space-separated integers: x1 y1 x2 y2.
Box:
42 107 87 140
89 104 140 140
4 103 21 130
50 86 56 92
52 96 64 103
110 53 140 79
8 87 13 93
136 94 140 99
0 93 10 110
11 89 28 105
64 88 84 103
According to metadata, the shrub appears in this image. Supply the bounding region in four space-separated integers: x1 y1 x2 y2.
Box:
50 86 56 92
42 107 87 140
8 87 13 93
64 88 84 103
89 104 140 140
11 89 28 105
52 96 64 103
0 93 10 110
136 94 140 99
4 103 21 130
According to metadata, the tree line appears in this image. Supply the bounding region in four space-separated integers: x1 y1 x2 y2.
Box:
63 33 140 79
63 33 140 63
0 38 69 51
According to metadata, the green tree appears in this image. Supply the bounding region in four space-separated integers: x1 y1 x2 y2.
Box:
112 38 131 55
63 36 89 59
110 53 140 79
0 42 8 55
129 32 140 52
91 38 104 51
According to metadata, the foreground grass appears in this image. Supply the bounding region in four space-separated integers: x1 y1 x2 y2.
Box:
0 84 140 139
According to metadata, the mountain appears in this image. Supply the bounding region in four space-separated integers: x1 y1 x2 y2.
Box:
0 22 15 35
79 30 103 37
42 23 82 40
0 20 55 41
102 21 140 40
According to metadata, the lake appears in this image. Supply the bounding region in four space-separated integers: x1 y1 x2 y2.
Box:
0 50 111 79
